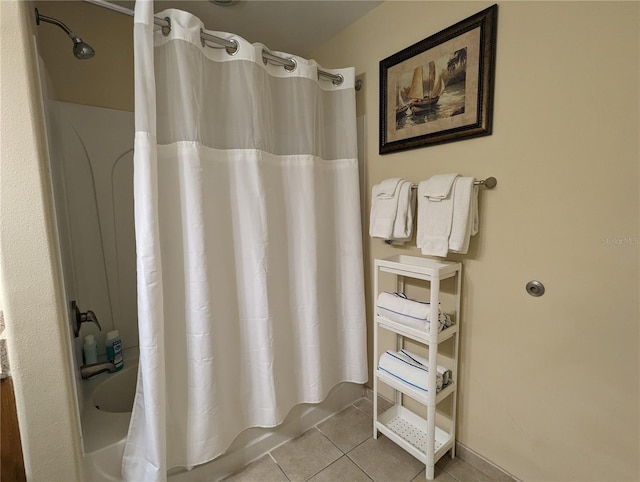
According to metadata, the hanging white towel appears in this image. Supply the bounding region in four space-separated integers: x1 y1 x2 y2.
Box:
416 177 457 257
377 177 403 198
370 179 415 242
391 181 416 243
417 174 481 256
423 173 459 200
369 183 396 239
449 178 479 254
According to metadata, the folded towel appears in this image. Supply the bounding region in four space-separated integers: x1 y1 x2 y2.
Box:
449 178 478 254
369 183 396 239
370 179 415 242
417 175 480 256
377 177 402 198
416 179 454 257
391 181 416 243
376 292 453 332
378 350 446 392
400 349 451 386
423 173 459 200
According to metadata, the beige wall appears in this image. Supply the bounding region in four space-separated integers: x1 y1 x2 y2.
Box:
313 1 639 481
0 1 83 480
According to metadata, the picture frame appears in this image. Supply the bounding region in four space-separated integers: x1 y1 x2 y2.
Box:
379 4 498 154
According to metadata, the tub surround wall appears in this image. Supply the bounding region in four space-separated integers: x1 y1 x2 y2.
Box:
46 101 137 358
0 1 83 480
311 2 640 481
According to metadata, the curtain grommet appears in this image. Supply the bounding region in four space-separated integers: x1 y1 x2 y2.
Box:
200 32 238 55
332 74 344 87
225 39 239 56
284 57 297 73
161 17 171 37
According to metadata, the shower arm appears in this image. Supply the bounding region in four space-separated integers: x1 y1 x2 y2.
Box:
35 8 95 59
35 9 78 41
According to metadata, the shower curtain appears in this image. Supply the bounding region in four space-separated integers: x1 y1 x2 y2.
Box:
123 2 367 480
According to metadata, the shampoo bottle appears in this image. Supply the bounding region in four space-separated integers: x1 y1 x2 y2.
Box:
83 335 98 365
105 330 124 371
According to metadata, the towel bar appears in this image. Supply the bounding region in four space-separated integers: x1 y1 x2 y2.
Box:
410 176 497 190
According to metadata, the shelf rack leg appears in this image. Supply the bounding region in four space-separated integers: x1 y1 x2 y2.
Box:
425 276 440 480
395 275 405 407
373 261 379 439
450 268 462 459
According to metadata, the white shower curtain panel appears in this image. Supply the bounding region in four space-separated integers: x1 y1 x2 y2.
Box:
124 2 367 480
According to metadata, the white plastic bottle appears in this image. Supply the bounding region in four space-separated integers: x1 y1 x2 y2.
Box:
83 334 98 365
105 330 124 371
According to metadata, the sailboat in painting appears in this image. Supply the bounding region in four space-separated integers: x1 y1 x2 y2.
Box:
407 61 445 115
396 85 409 120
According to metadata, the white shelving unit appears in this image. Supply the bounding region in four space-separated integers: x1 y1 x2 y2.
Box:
373 255 461 481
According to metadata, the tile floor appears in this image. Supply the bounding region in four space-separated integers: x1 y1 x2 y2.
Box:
223 397 509 482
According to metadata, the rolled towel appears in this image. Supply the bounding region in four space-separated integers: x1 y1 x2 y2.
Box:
378 350 443 392
376 292 453 332
441 312 454 328
400 349 452 386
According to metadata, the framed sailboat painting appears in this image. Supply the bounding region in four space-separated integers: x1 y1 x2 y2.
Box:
379 4 498 154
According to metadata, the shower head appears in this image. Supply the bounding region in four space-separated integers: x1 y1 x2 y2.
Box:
72 38 96 60
35 8 95 60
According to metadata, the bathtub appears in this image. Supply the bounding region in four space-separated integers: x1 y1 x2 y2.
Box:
80 349 365 481
80 349 138 481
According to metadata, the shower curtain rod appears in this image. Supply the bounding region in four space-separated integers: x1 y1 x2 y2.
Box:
83 0 350 87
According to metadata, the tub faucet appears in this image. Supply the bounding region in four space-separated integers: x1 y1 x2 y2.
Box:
81 362 116 379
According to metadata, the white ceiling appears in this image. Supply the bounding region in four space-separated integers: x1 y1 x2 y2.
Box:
113 0 382 58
